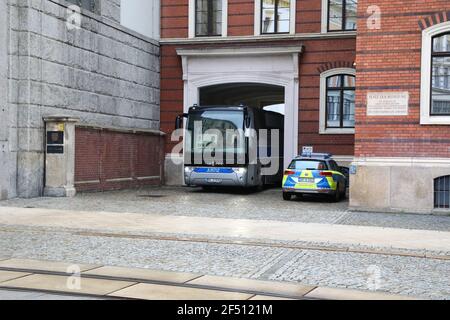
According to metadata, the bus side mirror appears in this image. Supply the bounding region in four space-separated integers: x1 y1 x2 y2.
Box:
175 114 188 130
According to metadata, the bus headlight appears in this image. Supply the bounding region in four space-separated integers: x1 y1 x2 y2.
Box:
233 168 247 175
185 166 194 174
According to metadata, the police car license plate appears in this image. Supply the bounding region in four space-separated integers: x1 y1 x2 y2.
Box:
299 178 314 183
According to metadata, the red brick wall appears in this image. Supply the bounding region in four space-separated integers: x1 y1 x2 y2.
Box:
160 0 325 38
161 0 189 38
355 1 450 158
296 0 322 33
228 0 254 36
75 127 164 192
161 38 356 156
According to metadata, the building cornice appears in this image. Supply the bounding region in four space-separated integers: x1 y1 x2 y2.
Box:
176 46 304 57
160 32 357 45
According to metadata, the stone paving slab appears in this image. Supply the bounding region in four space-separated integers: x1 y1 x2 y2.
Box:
188 275 315 298
0 258 424 300
305 287 419 300
0 271 30 283
84 266 200 284
0 289 103 300
1 274 135 296
109 282 253 300
0 258 100 273
0 206 449 253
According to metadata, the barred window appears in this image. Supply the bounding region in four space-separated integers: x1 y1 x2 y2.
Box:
66 0 98 14
196 0 222 36
434 175 450 209
328 0 357 32
431 33 450 115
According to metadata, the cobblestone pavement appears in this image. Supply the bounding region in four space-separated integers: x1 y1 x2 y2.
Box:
0 226 449 300
1 187 450 231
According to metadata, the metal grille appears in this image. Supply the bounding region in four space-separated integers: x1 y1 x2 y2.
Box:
434 175 450 209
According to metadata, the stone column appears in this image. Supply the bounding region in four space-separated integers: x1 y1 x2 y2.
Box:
43 117 79 197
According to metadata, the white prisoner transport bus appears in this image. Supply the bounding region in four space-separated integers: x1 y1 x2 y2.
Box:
176 105 284 188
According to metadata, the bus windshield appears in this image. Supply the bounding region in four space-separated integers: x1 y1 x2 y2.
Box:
187 110 246 156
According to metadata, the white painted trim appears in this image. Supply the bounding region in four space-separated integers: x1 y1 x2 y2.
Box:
420 21 450 125
353 157 450 168
189 0 228 38
319 68 356 135
188 0 195 38
321 0 328 33
254 0 261 36
254 0 296 36
176 46 303 57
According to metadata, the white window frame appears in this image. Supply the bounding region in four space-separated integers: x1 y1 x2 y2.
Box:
420 21 450 125
321 0 357 33
188 0 228 38
319 68 356 134
254 0 296 36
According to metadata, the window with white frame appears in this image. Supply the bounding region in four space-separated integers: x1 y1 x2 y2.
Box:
255 0 295 35
195 0 222 36
322 0 357 33
261 0 290 34
189 0 227 38
431 33 450 115
420 22 450 124
319 68 356 134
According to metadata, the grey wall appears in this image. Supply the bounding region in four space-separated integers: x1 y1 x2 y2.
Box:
2 0 160 199
0 0 15 200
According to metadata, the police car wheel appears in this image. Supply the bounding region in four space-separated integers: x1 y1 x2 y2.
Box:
283 192 292 201
333 185 341 202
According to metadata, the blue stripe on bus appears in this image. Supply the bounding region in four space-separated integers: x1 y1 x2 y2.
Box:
193 167 234 174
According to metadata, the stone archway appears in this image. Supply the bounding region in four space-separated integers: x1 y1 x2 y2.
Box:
177 46 302 169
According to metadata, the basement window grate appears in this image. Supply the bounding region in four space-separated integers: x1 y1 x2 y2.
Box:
434 175 450 209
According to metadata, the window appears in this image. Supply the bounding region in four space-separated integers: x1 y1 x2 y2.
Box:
261 0 290 34
195 0 222 36
326 0 357 32
67 0 98 13
434 175 450 209
326 74 355 128
431 33 450 115
319 68 356 134
420 22 450 125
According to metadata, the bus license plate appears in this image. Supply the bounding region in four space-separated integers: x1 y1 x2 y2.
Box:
207 178 222 184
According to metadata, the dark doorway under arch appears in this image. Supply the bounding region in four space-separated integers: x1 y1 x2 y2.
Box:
199 83 285 115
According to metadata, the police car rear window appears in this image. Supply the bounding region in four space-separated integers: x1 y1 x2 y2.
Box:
288 160 328 170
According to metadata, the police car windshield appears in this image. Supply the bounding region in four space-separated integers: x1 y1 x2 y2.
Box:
289 160 327 170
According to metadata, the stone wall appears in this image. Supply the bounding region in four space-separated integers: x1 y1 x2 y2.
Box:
1 0 160 199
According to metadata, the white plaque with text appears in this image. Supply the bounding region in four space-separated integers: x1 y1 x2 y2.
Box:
367 92 409 116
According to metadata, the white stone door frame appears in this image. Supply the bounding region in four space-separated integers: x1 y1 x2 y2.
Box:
177 46 303 168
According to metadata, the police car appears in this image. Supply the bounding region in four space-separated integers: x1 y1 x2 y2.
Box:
282 153 347 202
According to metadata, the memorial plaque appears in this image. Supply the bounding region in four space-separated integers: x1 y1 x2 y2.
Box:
367 92 409 116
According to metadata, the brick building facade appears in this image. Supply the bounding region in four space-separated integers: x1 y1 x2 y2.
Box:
161 0 450 214
161 0 357 185
351 0 450 213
